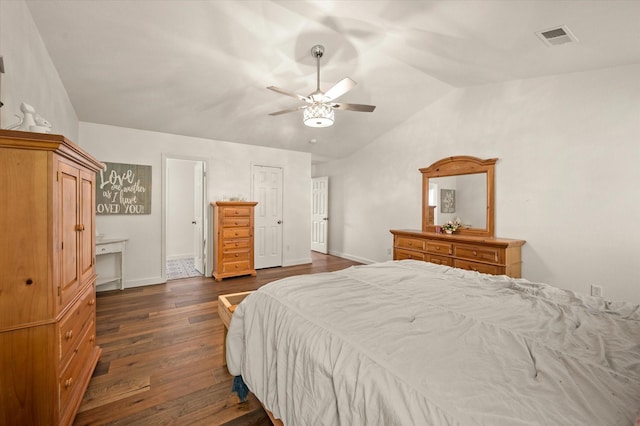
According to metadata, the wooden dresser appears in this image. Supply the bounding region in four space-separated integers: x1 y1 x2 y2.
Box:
212 201 258 281
0 130 103 425
391 230 525 278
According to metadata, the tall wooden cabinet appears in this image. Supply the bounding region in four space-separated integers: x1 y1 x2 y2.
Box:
211 201 258 281
0 130 104 425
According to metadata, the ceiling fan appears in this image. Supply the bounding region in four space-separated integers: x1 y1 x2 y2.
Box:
267 45 376 127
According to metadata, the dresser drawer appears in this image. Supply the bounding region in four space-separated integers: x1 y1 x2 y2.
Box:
223 228 251 239
454 259 503 275
96 242 120 255
223 239 251 250
58 283 95 365
395 248 426 261
222 207 251 218
426 254 453 267
222 250 250 262
426 241 453 255
59 321 96 418
455 244 501 264
221 260 251 274
395 236 426 251
223 217 250 228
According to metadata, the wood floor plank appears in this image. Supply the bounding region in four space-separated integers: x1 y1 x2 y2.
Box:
73 252 361 425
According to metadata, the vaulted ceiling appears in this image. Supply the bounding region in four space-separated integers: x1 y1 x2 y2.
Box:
25 0 640 162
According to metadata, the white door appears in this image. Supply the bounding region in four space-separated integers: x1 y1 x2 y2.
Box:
253 165 283 269
311 176 329 254
193 161 205 274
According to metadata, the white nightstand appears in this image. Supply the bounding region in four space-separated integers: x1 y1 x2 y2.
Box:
95 236 128 290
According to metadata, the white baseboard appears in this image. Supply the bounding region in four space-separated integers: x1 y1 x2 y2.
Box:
327 250 375 265
282 257 312 267
96 276 166 292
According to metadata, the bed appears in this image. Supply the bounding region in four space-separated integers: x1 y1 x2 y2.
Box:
226 260 640 425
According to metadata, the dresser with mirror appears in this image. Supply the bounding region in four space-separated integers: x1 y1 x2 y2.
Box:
390 156 525 278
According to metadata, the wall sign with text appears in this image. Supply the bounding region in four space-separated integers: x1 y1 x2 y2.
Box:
96 162 152 215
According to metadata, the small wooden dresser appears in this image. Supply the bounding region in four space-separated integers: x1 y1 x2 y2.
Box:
212 201 258 281
0 130 103 425
391 230 525 278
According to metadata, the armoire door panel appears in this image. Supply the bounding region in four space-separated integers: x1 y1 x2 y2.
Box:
58 161 81 308
0 149 51 328
79 170 95 284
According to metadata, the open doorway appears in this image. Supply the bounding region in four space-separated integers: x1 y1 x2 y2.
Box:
163 156 207 281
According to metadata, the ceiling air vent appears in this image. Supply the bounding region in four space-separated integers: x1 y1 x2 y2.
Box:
536 25 578 46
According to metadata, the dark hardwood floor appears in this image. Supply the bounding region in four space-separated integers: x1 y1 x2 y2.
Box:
74 252 361 425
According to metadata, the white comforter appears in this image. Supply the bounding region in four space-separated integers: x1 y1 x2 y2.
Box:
226 260 640 425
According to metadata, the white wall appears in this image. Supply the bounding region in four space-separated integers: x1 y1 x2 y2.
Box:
81 122 312 289
315 64 640 304
166 158 196 259
0 0 78 139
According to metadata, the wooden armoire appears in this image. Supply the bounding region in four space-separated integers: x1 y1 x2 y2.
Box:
0 130 104 425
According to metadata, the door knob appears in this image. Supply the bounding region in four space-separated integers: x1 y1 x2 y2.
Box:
192 221 196 224
323 217 328 221
277 220 282 224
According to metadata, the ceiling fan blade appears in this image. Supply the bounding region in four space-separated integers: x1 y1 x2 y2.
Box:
268 105 307 116
267 86 310 102
331 102 376 112
323 77 356 102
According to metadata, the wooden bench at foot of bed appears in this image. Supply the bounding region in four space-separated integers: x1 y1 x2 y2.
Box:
218 291 284 426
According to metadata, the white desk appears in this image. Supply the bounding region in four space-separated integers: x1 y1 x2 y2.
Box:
95 236 128 290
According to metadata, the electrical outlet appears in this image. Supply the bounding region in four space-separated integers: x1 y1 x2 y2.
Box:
591 285 603 297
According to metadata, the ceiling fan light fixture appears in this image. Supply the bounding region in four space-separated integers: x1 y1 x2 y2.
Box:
304 103 334 127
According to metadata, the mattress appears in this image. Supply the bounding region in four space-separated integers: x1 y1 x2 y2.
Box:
226 260 640 425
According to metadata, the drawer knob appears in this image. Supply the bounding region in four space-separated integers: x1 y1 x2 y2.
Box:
90 335 95 344
473 251 477 256
235 254 239 257
26 278 33 285
436 246 440 250
89 298 95 306
65 330 73 340
65 378 73 389
408 242 412 246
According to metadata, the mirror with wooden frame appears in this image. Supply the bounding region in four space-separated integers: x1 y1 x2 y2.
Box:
421 156 496 237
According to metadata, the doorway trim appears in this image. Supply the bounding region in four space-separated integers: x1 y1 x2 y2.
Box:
161 153 209 281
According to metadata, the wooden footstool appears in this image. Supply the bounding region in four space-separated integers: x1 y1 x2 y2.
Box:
218 291 253 366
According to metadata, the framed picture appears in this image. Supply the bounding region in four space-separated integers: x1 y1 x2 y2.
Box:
96 162 152 215
440 189 455 213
